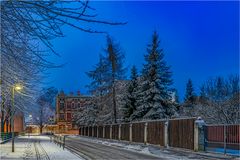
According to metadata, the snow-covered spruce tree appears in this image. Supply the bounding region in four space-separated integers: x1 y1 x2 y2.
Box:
131 31 176 120
184 79 196 104
74 99 98 126
122 66 139 122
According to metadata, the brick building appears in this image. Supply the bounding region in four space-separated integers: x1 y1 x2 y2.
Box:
0 112 24 133
55 91 91 134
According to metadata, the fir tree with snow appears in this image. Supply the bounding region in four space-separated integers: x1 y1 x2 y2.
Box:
131 31 176 120
122 65 139 122
74 99 98 126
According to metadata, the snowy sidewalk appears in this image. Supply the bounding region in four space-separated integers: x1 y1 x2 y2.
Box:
0 135 83 160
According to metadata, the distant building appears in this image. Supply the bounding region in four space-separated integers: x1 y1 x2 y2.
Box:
0 111 24 133
55 90 92 134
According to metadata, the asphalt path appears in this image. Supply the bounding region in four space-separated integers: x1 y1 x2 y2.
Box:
65 137 164 160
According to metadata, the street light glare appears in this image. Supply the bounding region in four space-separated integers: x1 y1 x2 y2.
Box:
15 84 23 91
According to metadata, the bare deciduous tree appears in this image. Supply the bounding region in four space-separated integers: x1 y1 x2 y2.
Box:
0 0 125 132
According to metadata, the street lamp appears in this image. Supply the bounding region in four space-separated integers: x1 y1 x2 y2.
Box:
11 83 23 152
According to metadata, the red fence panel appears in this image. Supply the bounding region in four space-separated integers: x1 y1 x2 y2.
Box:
206 124 240 151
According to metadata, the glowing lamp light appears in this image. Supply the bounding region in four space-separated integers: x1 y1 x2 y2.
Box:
14 84 23 91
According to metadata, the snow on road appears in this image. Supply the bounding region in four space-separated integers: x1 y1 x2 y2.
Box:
0 135 83 160
65 136 161 160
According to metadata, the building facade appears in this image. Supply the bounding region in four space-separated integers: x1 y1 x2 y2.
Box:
55 91 91 133
0 112 24 133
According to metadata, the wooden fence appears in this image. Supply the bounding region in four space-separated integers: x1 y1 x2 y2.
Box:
89 126 92 136
98 126 103 138
105 125 110 139
168 118 195 150
121 124 129 141
147 121 165 146
79 118 198 150
112 124 119 140
93 126 97 137
132 122 145 143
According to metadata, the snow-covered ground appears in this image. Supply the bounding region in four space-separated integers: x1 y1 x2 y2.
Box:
0 135 83 160
68 135 236 160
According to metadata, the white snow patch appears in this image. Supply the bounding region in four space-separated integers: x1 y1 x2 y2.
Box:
0 135 83 160
141 147 151 154
125 144 142 150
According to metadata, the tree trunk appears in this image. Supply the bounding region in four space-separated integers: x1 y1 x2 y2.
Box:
1 92 5 133
112 84 117 123
7 120 9 133
1 110 4 133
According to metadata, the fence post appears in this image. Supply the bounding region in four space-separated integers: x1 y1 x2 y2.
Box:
103 126 105 138
63 135 65 150
144 122 148 144
97 126 99 138
194 120 199 151
119 124 121 140
224 125 226 155
129 123 132 142
195 118 206 151
59 136 61 147
92 126 94 137
88 126 90 137
164 121 169 148
110 125 112 139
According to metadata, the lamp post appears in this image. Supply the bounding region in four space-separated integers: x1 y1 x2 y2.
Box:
11 84 23 152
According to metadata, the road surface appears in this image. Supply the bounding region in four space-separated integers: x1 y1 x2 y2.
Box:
65 136 162 160
65 136 237 160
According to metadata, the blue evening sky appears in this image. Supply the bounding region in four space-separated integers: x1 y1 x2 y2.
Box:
47 1 239 101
